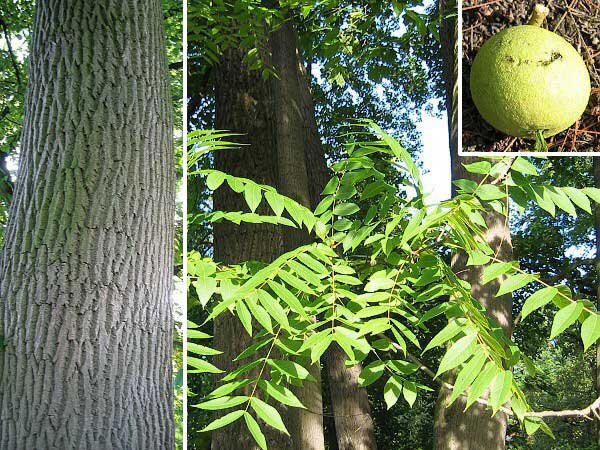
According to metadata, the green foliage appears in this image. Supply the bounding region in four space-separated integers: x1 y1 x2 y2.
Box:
188 126 600 448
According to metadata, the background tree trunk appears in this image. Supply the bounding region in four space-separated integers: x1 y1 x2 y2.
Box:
211 46 289 450
270 21 325 450
325 344 378 450
434 1 512 449
0 1 175 448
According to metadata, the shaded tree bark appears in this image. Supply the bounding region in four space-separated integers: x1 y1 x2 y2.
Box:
270 21 325 450
0 1 175 448
211 46 288 450
433 1 512 449
325 344 378 450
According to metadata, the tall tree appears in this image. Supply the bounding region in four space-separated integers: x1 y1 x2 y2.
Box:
434 1 512 448
0 1 175 448
211 45 289 450
270 20 325 450
205 8 377 449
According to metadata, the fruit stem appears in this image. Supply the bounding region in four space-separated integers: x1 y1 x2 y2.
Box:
527 4 549 27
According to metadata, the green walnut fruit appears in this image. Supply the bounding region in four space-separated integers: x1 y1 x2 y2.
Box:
470 25 591 139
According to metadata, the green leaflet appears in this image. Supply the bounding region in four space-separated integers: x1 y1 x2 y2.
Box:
475 184 506 201
207 379 252 399
245 297 273 334
258 380 305 408
510 157 538 175
194 395 248 410
481 262 515 285
547 187 576 217
550 301 584 339
358 360 386 387
251 397 289 434
235 300 253 336
188 357 223 374
188 342 222 356
402 380 417 407
449 352 487 404
267 359 311 381
187 329 212 339
436 334 477 377
489 370 513 413
423 319 466 353
267 280 308 320
562 186 591 214
201 410 245 432
206 170 226 190
257 290 290 331
581 314 600 351
521 287 558 320
384 375 403 409
244 182 262 212
465 362 499 410
244 413 267 450
333 202 360 216
496 273 536 296
264 191 285 217
222 359 263 382
463 161 491 174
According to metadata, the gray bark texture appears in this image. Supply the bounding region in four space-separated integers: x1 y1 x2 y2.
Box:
433 1 513 449
325 344 378 450
0 1 175 449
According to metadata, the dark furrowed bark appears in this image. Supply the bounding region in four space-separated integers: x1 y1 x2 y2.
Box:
0 1 175 448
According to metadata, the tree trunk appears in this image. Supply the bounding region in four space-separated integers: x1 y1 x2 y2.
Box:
0 1 175 449
593 156 600 449
325 344 378 450
294 35 378 450
433 1 512 449
270 21 325 450
211 46 289 450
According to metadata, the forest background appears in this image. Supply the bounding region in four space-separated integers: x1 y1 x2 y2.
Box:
187 0 600 449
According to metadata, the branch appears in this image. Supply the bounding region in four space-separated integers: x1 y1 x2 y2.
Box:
380 335 600 420
527 397 600 418
0 16 22 86
491 157 516 185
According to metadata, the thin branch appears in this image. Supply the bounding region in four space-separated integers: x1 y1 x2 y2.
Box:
0 16 22 86
402 344 600 420
491 157 515 185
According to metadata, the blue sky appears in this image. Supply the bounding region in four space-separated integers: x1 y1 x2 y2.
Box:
418 110 451 203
